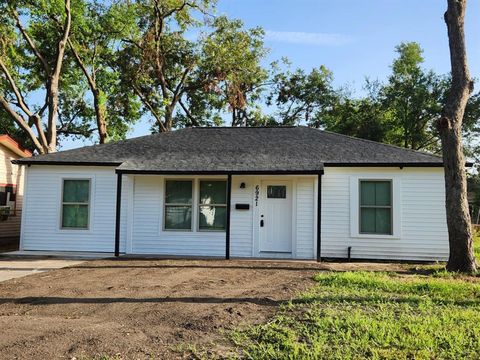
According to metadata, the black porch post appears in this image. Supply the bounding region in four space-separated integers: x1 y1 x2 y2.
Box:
114 172 123 257
225 173 232 259
317 171 323 262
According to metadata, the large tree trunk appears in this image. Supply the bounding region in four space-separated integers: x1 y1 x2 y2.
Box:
437 0 476 272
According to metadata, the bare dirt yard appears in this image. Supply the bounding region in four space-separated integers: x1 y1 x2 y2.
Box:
0 258 410 359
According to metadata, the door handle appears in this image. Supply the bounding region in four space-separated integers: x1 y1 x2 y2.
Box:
260 219 264 227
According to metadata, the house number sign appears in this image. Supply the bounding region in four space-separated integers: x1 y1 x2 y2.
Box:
255 185 259 206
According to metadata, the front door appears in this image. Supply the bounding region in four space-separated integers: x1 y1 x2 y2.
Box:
259 181 292 253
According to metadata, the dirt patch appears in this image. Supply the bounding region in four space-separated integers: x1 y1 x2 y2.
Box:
0 258 331 359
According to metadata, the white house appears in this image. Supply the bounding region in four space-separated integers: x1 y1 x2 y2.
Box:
14 127 449 261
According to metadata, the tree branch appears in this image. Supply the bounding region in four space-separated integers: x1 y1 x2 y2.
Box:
12 9 51 75
133 85 167 132
46 0 72 150
179 99 199 126
0 95 44 153
0 58 33 117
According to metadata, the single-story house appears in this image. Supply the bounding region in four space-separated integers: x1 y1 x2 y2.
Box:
0 135 32 250
14 126 449 261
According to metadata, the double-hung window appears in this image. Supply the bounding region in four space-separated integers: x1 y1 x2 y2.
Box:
61 179 90 229
359 180 392 235
164 180 193 230
199 180 227 231
163 179 227 231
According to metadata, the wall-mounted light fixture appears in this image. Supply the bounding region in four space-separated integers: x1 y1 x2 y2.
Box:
240 182 246 189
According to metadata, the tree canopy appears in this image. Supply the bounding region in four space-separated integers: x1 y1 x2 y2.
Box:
0 1 478 165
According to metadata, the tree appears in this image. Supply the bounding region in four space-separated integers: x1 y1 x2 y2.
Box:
267 66 335 125
316 81 390 142
0 0 72 154
437 0 476 272
64 1 141 143
118 0 270 132
382 42 447 152
199 16 269 126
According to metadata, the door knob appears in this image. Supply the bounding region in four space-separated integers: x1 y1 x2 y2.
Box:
260 219 264 227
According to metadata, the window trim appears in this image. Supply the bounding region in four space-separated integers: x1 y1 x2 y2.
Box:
197 179 227 232
349 175 401 239
163 179 194 231
60 178 91 230
359 180 393 235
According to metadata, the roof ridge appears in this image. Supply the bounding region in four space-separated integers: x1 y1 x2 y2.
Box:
190 126 298 129
311 128 442 159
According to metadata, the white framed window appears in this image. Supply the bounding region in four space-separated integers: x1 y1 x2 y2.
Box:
359 180 392 235
61 179 91 230
164 180 193 231
350 176 401 239
198 180 227 231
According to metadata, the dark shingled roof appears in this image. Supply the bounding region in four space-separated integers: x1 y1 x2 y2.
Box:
15 126 443 172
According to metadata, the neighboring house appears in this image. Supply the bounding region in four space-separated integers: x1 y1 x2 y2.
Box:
14 127 449 261
0 135 32 250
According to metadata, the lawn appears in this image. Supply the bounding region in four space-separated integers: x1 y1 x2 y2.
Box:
230 234 480 360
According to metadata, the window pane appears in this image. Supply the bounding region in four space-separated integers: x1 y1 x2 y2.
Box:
200 181 226 204
267 185 287 199
62 204 89 228
360 181 376 206
360 208 376 233
165 205 192 230
199 206 226 230
375 182 391 206
165 181 192 204
375 208 392 234
63 180 90 203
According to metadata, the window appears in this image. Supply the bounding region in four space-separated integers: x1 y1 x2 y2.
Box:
199 180 227 231
360 180 392 235
267 185 286 199
0 184 16 206
164 180 193 230
61 179 90 229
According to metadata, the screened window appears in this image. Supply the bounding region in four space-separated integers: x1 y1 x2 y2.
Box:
360 180 392 235
164 180 193 230
61 179 90 229
199 180 227 231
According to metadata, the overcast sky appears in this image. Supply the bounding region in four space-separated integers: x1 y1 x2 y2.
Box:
61 0 480 149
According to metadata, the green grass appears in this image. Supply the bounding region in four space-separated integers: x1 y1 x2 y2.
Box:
474 229 480 259
230 271 480 359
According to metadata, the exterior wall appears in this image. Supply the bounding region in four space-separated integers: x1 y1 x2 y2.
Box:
126 174 316 259
21 165 121 252
321 167 448 261
0 146 24 240
229 175 316 259
20 165 448 261
128 175 226 256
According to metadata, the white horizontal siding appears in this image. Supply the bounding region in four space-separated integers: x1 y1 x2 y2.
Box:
230 176 254 257
130 176 225 256
296 178 315 259
21 166 118 252
321 167 448 261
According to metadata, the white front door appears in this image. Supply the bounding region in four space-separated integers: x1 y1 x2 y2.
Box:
259 181 292 253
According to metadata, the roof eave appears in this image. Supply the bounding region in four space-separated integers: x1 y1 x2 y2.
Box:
324 162 445 167
115 169 325 175
12 160 123 167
